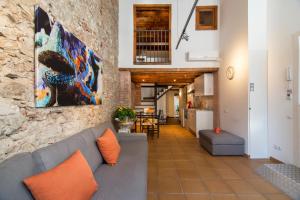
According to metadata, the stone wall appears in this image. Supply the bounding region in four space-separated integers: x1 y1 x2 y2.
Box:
119 71 132 107
0 0 119 161
134 84 141 106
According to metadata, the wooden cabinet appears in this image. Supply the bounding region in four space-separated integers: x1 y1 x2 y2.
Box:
195 110 213 138
195 73 214 96
187 109 213 137
188 109 196 133
187 83 194 93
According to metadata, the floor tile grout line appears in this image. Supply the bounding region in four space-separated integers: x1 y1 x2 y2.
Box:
147 125 288 200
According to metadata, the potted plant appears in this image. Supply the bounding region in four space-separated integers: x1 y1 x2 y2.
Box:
113 106 136 133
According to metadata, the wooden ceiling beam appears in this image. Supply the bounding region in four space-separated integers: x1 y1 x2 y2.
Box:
130 73 200 76
131 77 193 80
120 68 219 85
119 68 219 72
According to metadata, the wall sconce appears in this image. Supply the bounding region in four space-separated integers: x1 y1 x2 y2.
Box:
226 66 235 80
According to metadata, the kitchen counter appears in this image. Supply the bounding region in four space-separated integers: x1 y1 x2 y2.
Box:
187 108 213 111
185 109 213 138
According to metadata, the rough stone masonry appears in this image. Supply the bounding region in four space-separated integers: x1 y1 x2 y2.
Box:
0 0 120 161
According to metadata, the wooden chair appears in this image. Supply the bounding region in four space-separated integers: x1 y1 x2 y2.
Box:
158 109 167 125
141 114 153 134
134 111 143 132
147 114 160 139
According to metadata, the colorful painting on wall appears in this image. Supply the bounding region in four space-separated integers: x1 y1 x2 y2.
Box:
34 6 103 107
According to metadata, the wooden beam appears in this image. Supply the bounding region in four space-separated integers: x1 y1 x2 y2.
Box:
119 68 219 72
120 68 219 85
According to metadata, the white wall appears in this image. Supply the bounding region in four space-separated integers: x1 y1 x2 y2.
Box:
267 0 300 164
219 0 300 162
174 95 179 116
297 37 300 167
219 0 249 153
165 90 179 117
167 90 175 117
141 87 154 99
248 0 268 158
157 94 167 116
119 0 220 68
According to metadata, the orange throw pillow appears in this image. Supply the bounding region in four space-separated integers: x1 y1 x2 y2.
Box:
23 150 98 200
96 128 121 165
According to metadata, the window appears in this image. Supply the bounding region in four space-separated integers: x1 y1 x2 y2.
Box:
134 5 171 65
195 6 218 30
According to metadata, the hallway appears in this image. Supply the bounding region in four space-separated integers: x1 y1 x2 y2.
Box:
147 125 291 200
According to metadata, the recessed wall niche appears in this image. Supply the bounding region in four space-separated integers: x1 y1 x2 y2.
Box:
195 5 218 30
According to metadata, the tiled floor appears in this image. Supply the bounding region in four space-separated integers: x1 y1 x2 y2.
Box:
147 125 291 200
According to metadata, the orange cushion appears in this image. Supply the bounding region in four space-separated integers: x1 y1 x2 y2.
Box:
96 128 121 165
23 150 98 200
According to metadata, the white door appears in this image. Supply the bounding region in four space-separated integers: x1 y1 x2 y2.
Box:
248 50 269 159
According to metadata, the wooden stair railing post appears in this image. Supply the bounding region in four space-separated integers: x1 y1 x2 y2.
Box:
154 83 158 115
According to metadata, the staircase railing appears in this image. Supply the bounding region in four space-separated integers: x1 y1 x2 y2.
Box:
135 30 171 64
156 86 173 100
175 0 199 49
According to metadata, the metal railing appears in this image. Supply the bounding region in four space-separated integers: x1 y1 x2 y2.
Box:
135 30 171 65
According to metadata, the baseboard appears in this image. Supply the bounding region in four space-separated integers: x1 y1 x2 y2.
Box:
270 156 284 164
242 154 284 163
244 154 250 158
188 128 196 136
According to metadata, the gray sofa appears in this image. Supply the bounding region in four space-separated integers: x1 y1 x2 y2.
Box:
0 121 148 200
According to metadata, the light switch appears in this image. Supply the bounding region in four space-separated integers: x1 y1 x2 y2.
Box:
250 83 255 92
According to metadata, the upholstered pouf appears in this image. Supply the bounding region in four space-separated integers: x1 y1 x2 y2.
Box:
199 130 245 156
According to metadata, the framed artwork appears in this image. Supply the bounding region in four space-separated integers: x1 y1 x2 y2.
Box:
195 6 218 30
34 6 103 107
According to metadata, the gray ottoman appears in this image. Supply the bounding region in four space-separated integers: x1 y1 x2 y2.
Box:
199 130 245 156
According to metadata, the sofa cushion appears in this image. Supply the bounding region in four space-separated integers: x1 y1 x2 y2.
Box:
73 129 104 170
199 130 245 145
24 150 98 200
91 137 147 200
91 121 118 140
0 153 41 200
33 128 102 172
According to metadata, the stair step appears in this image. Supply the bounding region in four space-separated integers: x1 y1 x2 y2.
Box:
141 102 155 106
141 99 155 102
256 164 300 199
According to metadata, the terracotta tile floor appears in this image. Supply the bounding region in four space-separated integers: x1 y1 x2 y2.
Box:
147 125 291 200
